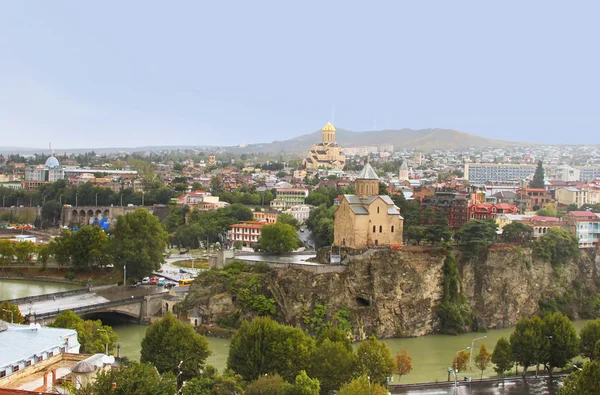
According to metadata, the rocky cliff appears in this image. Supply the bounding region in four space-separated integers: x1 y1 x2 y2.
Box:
180 246 599 339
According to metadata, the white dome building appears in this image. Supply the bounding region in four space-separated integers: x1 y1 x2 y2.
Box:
45 156 60 168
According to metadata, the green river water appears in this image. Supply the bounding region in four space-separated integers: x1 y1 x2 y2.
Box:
0 279 590 385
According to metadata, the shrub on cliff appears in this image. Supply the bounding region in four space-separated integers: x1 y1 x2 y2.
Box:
532 227 579 266
436 249 472 335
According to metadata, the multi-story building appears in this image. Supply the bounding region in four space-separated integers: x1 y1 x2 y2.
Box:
228 221 266 246
465 163 600 184
421 192 469 229
253 210 280 224
555 187 590 207
469 203 519 220
304 122 346 170
334 163 403 248
270 188 309 209
563 211 600 248
284 204 312 224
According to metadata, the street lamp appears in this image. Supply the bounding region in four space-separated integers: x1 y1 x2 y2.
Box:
75 193 78 208
95 193 98 207
469 336 487 381
454 346 470 388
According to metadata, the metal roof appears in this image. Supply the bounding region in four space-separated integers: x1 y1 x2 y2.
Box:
357 163 379 180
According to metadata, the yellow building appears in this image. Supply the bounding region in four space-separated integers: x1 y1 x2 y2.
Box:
334 163 404 248
303 122 346 170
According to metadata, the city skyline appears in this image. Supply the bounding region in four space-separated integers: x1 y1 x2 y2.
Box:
1 1 599 148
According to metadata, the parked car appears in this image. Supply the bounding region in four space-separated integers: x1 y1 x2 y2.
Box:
130 281 141 288
165 281 178 289
179 269 188 274
149 277 159 285
141 277 150 285
157 278 166 286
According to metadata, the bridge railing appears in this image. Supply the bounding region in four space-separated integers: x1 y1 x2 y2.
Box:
8 288 90 306
26 296 146 322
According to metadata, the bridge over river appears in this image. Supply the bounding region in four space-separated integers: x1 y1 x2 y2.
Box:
9 284 167 324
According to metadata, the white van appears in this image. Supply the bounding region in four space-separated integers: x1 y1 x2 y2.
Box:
141 277 150 285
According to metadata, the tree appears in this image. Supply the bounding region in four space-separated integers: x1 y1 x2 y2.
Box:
308 338 356 394
0 301 24 324
306 204 335 248
537 203 559 218
404 226 426 245
278 212 300 229
110 209 168 281
456 220 497 249
14 241 36 264
36 243 51 269
182 368 245 395
140 313 210 382
474 344 492 379
580 319 600 360
394 349 413 382
70 226 111 271
305 192 331 207
491 337 514 377
0 240 15 265
452 350 470 374
532 227 579 266
356 335 395 385
259 222 299 254
530 160 545 189
541 312 579 374
288 370 320 395
81 361 176 395
424 225 452 245
245 374 287 395
337 375 388 395
510 316 544 376
436 249 471 335
50 310 118 354
559 360 600 395
227 317 315 382
502 222 534 243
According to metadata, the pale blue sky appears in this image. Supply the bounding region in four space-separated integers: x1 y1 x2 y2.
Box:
1 1 599 148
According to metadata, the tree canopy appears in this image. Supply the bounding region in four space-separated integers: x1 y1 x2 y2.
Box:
533 227 579 266
50 310 118 354
140 313 210 382
355 335 395 385
491 337 514 376
111 209 168 281
0 301 24 324
259 222 299 254
530 160 545 189
580 319 600 360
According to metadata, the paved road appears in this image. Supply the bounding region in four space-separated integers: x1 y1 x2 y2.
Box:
18 293 109 316
235 254 318 265
298 228 315 250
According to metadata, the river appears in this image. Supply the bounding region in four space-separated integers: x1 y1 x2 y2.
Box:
0 279 586 389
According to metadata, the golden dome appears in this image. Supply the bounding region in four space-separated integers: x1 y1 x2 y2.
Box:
322 122 336 132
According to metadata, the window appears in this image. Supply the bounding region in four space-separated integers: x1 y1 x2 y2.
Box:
379 226 383 233
48 352 53 358
0 371 6 378
391 226 395 233
377 207 380 213
373 226 376 233
25 360 32 367
12 365 19 372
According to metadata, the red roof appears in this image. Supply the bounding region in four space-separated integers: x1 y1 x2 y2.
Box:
495 203 517 210
529 216 560 222
568 211 598 217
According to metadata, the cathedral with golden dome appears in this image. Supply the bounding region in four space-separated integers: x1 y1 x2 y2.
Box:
303 122 346 170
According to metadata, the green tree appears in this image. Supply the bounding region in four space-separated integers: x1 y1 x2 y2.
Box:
82 361 176 395
404 225 426 245
306 204 335 248
181 368 245 395
532 227 579 266
49 230 73 267
14 241 36 264
337 375 388 395
491 337 514 377
155 186 173 204
502 222 534 243
308 338 357 394
278 212 300 229
474 344 492 379
580 319 600 360
50 310 118 354
70 225 111 271
305 192 331 208
111 209 168 281
0 240 16 265
541 312 579 374
424 225 452 245
36 243 51 269
227 317 315 382
510 316 544 376
436 249 471 335
559 360 600 395
356 335 395 385
530 160 545 189
245 374 287 395
457 220 497 249
259 222 299 254
140 313 210 382
0 301 25 324
537 203 559 218
288 370 320 395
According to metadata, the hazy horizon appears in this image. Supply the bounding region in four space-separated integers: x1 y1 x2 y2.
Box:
1 1 599 148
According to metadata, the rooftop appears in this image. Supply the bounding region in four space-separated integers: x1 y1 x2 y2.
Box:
357 163 379 180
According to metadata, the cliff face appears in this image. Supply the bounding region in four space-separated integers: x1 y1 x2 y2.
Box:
182 247 598 339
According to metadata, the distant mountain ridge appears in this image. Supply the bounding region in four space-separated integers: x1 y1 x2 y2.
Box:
234 127 528 154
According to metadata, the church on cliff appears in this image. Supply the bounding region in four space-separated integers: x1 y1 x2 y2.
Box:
334 163 404 249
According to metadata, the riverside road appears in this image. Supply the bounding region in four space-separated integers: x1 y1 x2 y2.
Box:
391 376 563 394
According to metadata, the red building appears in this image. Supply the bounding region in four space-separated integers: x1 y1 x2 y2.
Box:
469 203 520 220
421 192 469 229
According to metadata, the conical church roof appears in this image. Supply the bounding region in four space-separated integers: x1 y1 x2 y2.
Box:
400 160 408 170
357 163 379 180
322 122 336 132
